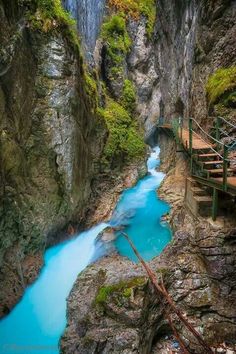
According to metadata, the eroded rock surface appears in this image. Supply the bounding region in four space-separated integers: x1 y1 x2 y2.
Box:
61 204 236 353
61 256 146 354
0 1 106 316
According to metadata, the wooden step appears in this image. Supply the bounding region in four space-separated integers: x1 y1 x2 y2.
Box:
191 187 207 196
208 168 234 175
213 177 236 189
203 160 223 165
198 153 219 158
187 177 198 186
204 160 223 164
194 195 212 205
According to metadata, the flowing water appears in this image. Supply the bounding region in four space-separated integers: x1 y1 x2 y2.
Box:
0 146 171 354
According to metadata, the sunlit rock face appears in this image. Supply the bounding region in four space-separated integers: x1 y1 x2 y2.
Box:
127 18 160 141
63 0 106 58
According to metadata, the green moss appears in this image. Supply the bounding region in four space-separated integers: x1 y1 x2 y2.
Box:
30 0 75 29
121 79 136 113
123 287 132 297
95 285 114 304
101 13 131 65
156 268 171 276
108 0 156 38
99 99 145 165
222 91 236 108
27 0 81 56
1 135 23 176
206 66 236 105
84 73 98 105
95 277 146 305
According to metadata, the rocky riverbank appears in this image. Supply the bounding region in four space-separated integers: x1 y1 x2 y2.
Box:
85 160 147 227
61 139 236 353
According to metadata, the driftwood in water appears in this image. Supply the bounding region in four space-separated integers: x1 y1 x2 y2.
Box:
121 232 214 354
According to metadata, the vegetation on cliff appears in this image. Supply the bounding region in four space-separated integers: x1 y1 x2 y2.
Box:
100 10 146 169
28 0 75 30
121 79 136 113
101 13 131 82
206 66 236 107
26 0 81 56
98 99 145 166
108 0 156 37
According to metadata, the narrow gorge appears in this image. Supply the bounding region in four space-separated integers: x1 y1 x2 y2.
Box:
0 0 235 353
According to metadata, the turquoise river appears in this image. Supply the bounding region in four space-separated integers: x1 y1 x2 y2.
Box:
0 146 171 354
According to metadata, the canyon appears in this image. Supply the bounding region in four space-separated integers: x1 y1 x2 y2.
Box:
0 0 236 353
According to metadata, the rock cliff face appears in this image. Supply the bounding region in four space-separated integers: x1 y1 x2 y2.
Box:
0 0 106 316
61 0 236 352
155 0 236 122
128 17 160 139
63 0 106 58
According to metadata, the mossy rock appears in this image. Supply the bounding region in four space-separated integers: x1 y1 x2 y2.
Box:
206 66 236 106
26 0 82 60
98 98 145 166
101 13 131 90
108 0 156 38
95 276 147 306
121 79 136 114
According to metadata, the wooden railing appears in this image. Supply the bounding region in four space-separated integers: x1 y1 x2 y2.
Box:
158 115 236 193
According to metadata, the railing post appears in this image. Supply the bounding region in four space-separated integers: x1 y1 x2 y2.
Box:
179 116 183 142
215 117 220 151
212 188 218 221
223 144 228 191
189 118 193 173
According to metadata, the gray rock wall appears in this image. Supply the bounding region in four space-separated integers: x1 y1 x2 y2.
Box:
63 0 106 59
0 0 106 316
155 0 236 124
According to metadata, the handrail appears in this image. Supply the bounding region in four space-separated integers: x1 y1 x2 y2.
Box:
191 131 224 159
191 117 224 146
219 128 231 137
190 118 236 163
162 116 236 164
218 116 236 129
192 127 236 163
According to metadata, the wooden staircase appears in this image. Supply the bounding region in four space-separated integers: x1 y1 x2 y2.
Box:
185 178 212 217
158 116 236 220
193 148 235 180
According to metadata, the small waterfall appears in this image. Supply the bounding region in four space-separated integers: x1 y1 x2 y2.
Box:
63 0 106 59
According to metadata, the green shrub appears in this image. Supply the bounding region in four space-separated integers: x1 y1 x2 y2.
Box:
85 73 98 99
101 13 131 64
27 0 81 55
206 66 236 105
100 99 145 164
108 0 156 38
121 79 136 113
29 0 75 30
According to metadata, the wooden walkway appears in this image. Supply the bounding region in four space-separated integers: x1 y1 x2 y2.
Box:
180 128 213 150
213 177 236 189
158 119 236 206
